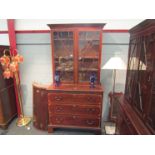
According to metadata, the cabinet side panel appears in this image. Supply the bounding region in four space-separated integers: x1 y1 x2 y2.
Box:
33 85 48 130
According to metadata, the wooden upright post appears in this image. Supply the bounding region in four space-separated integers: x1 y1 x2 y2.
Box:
7 19 21 116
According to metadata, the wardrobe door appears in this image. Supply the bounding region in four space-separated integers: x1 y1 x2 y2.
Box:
145 34 155 133
0 46 17 128
147 75 155 132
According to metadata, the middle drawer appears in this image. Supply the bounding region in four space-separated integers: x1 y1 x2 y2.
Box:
48 93 102 105
49 114 100 128
49 104 101 116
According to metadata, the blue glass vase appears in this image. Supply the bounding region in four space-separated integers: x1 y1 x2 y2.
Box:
54 71 60 86
89 73 96 88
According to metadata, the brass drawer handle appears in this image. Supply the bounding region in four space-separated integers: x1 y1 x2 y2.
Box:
41 91 45 96
72 116 77 119
54 96 63 101
72 104 77 108
87 97 94 101
86 120 95 125
55 118 63 123
36 90 40 93
86 108 96 113
55 107 63 112
72 105 77 110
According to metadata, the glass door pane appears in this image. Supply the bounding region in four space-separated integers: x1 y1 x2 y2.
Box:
78 31 100 82
53 31 74 82
125 38 140 106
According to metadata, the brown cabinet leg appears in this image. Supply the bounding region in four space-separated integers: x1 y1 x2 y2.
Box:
96 129 102 135
48 126 54 133
0 124 8 130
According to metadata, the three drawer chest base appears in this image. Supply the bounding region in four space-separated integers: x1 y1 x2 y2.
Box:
33 83 104 134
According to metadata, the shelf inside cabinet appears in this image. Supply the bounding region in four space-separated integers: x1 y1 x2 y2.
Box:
54 56 73 58
79 56 99 59
79 39 100 41
54 39 73 41
56 69 73 72
79 68 98 72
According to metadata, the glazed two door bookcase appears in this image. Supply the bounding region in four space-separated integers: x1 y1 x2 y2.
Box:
48 24 105 84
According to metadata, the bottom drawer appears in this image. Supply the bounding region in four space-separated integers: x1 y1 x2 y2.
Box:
50 115 100 128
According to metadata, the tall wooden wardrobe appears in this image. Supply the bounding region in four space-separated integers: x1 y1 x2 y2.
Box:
116 19 155 134
0 46 17 129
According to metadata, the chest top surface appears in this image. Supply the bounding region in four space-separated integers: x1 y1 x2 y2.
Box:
47 84 104 93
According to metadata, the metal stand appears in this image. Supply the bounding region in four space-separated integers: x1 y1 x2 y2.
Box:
111 69 116 114
14 72 31 127
16 116 31 127
113 69 116 94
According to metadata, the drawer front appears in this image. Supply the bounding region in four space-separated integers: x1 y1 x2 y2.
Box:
49 115 100 128
49 104 101 116
48 93 102 105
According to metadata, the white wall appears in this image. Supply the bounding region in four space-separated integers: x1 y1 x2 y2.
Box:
0 34 9 45
0 19 8 30
16 33 52 116
14 19 144 30
101 32 129 120
0 19 9 45
0 19 144 46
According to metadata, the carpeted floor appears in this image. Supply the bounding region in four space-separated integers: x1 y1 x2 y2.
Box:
0 118 105 135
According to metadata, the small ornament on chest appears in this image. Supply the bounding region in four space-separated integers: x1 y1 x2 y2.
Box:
89 73 96 88
54 71 60 87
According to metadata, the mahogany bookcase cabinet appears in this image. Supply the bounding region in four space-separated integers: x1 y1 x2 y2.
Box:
33 24 105 134
0 46 17 129
112 19 155 135
47 24 105 134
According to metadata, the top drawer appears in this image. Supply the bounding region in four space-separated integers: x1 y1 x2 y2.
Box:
48 93 102 105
